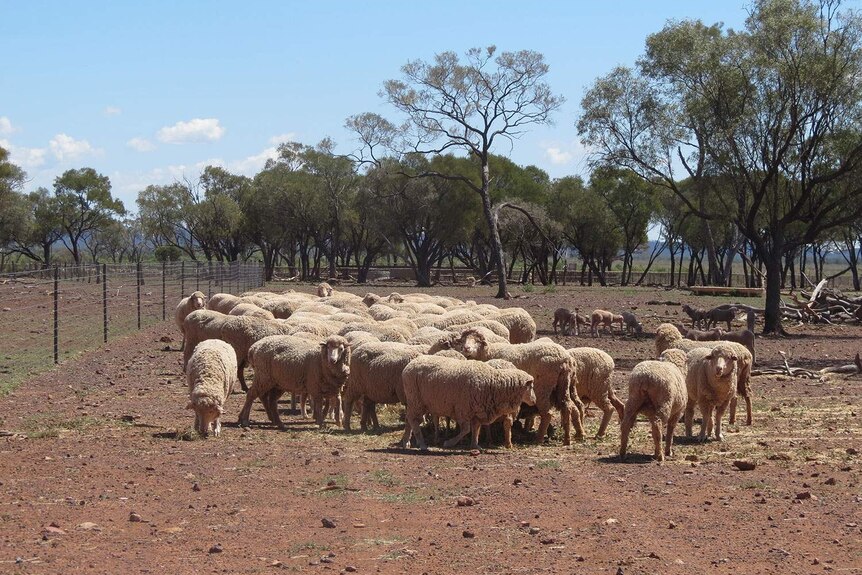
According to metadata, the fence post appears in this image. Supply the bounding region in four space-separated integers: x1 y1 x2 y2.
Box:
137 262 142 330
53 266 59 364
162 261 166 321
181 261 185 298
196 261 200 292
102 263 108 343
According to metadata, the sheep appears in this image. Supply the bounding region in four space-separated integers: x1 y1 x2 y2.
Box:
228 302 276 320
567 347 623 438
238 334 351 428
654 323 754 426
705 306 738 330
259 297 306 319
337 322 409 343
400 354 536 450
406 326 450 346
362 292 382 307
679 326 722 341
553 308 576 336
453 328 582 444
183 310 294 391
681 304 708 329
718 328 756 365
185 339 238 438
207 293 242 314
684 345 738 442
619 311 643 336
413 309 486 331
448 325 509 345
619 355 687 462
446 319 510 342
488 308 536 343
174 290 207 351
341 341 428 432
590 309 623 337
317 282 334 297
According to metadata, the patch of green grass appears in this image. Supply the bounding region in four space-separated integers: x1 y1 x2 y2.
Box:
520 283 535 293
542 284 557 294
19 414 110 439
739 480 767 490
377 488 426 504
536 458 561 469
289 541 329 554
369 469 399 487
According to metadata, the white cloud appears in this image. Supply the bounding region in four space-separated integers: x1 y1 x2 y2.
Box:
230 146 279 175
268 132 297 146
0 138 47 169
126 137 155 152
0 117 14 135
103 106 122 117
545 146 573 165
157 118 225 144
49 133 99 162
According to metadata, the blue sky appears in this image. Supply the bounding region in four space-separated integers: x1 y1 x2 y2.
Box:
1 1 759 213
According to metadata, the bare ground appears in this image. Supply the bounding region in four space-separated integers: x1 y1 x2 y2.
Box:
0 284 860 575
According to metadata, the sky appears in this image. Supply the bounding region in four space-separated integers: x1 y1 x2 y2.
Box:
0 1 762 214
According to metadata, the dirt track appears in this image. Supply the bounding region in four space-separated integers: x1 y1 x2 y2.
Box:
1 284 860 574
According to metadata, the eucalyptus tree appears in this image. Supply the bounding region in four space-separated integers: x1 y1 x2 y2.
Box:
137 182 199 259
53 168 125 265
579 0 862 333
347 46 564 298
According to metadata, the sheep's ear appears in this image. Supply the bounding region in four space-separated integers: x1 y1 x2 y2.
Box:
185 401 194 410
731 355 738 361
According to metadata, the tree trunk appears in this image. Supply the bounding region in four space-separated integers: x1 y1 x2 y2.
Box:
481 164 508 299
763 248 786 335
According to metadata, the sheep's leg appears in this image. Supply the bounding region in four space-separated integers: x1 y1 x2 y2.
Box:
312 395 326 428
332 394 343 426
534 411 552 445
560 403 573 446
569 396 585 442
728 396 738 425
470 422 483 451
369 402 380 430
443 420 472 448
238 385 265 428
263 390 283 423
713 400 731 441
523 413 536 432
684 402 695 437
698 401 713 442
665 413 681 458
744 395 752 426
213 417 222 437
406 412 427 450
501 415 514 448
649 417 663 461
618 405 638 461
341 390 358 431
290 393 298 414
237 361 248 392
609 389 625 421
397 425 413 449
299 394 309 419
193 411 203 436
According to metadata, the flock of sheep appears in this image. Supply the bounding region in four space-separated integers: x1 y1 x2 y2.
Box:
174 283 758 461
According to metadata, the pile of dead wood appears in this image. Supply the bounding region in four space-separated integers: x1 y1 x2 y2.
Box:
780 279 862 324
752 352 862 380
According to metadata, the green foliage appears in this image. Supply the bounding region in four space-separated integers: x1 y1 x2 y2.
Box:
154 245 183 262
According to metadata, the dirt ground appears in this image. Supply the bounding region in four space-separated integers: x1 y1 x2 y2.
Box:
0 283 860 575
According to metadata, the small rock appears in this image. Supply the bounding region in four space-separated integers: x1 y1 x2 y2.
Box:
462 529 475 538
528 527 540 535
768 453 793 461
685 454 699 462
825 477 837 486
352 523 366 528
322 517 337 529
128 512 144 522
648 551 661 559
270 560 283 567
469 449 481 457
331 449 340 456
605 518 618 525
345 567 357 573
540 537 555 545
320 557 333 564
668 521 677 529
847 448 858 456
513 478 523 485
208 544 223 554
159 335 173 343
813 558 820 565
733 460 756 471
192 483 201 492
456 496 475 507
42 525 66 536
616 568 625 575
796 491 812 500
2 307 11 312
77 522 101 531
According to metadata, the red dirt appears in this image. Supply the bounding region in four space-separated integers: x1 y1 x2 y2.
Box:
0 284 860 574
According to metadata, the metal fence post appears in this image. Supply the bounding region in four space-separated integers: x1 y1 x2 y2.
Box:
102 263 108 343
137 262 142 330
162 261 166 321
53 266 59 364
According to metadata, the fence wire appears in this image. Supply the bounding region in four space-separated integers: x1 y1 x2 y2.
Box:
0 262 264 392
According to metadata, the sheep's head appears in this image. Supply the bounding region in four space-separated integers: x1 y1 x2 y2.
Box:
459 328 488 360
187 398 223 438
634 322 643 335
521 380 537 406
659 349 688 374
190 291 207 310
317 282 333 297
387 292 405 303
321 335 351 377
362 293 381 307
707 345 738 379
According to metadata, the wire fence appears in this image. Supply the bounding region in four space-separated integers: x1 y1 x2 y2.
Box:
0 261 264 392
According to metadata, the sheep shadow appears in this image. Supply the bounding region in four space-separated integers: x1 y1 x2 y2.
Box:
367 446 503 457
596 453 656 465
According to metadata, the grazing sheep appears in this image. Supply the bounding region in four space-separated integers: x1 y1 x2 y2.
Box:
567 347 623 438
553 308 576 336
341 341 428 432
400 354 536 450
620 311 643 336
259 297 306 319
705 306 738 330
718 328 756 365
406 326 451 346
489 308 536 343
455 328 582 444
684 345 738 442
238 335 351 428
317 282 334 297
174 290 207 351
681 304 708 329
447 319 511 342
448 325 509 345
228 302 276 320
679 326 723 341
590 309 623 337
654 323 754 426
185 339 238 438
619 355 687 462
413 309 486 331
207 293 242 314
337 322 409 343
183 310 294 391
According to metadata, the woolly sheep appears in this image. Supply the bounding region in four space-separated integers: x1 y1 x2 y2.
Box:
174 290 207 351
679 326 723 341
654 323 753 426
183 310 293 391
228 302 276 320
337 322 409 343
259 297 305 319
207 293 241 314
681 304 708 329
590 309 623 337
341 341 428 432
446 319 510 342
619 356 687 462
238 334 351 428
488 308 536 343
705 306 738 330
718 328 756 365
185 339 238 438
413 309 486 330
455 328 582 444
317 282 334 297
684 345 738 442
400 354 536 450
567 347 623 438
407 326 451 346
619 311 643 336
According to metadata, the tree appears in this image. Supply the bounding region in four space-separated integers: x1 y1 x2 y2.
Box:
579 0 862 333
0 146 27 267
137 183 200 259
348 46 564 298
53 168 125 265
